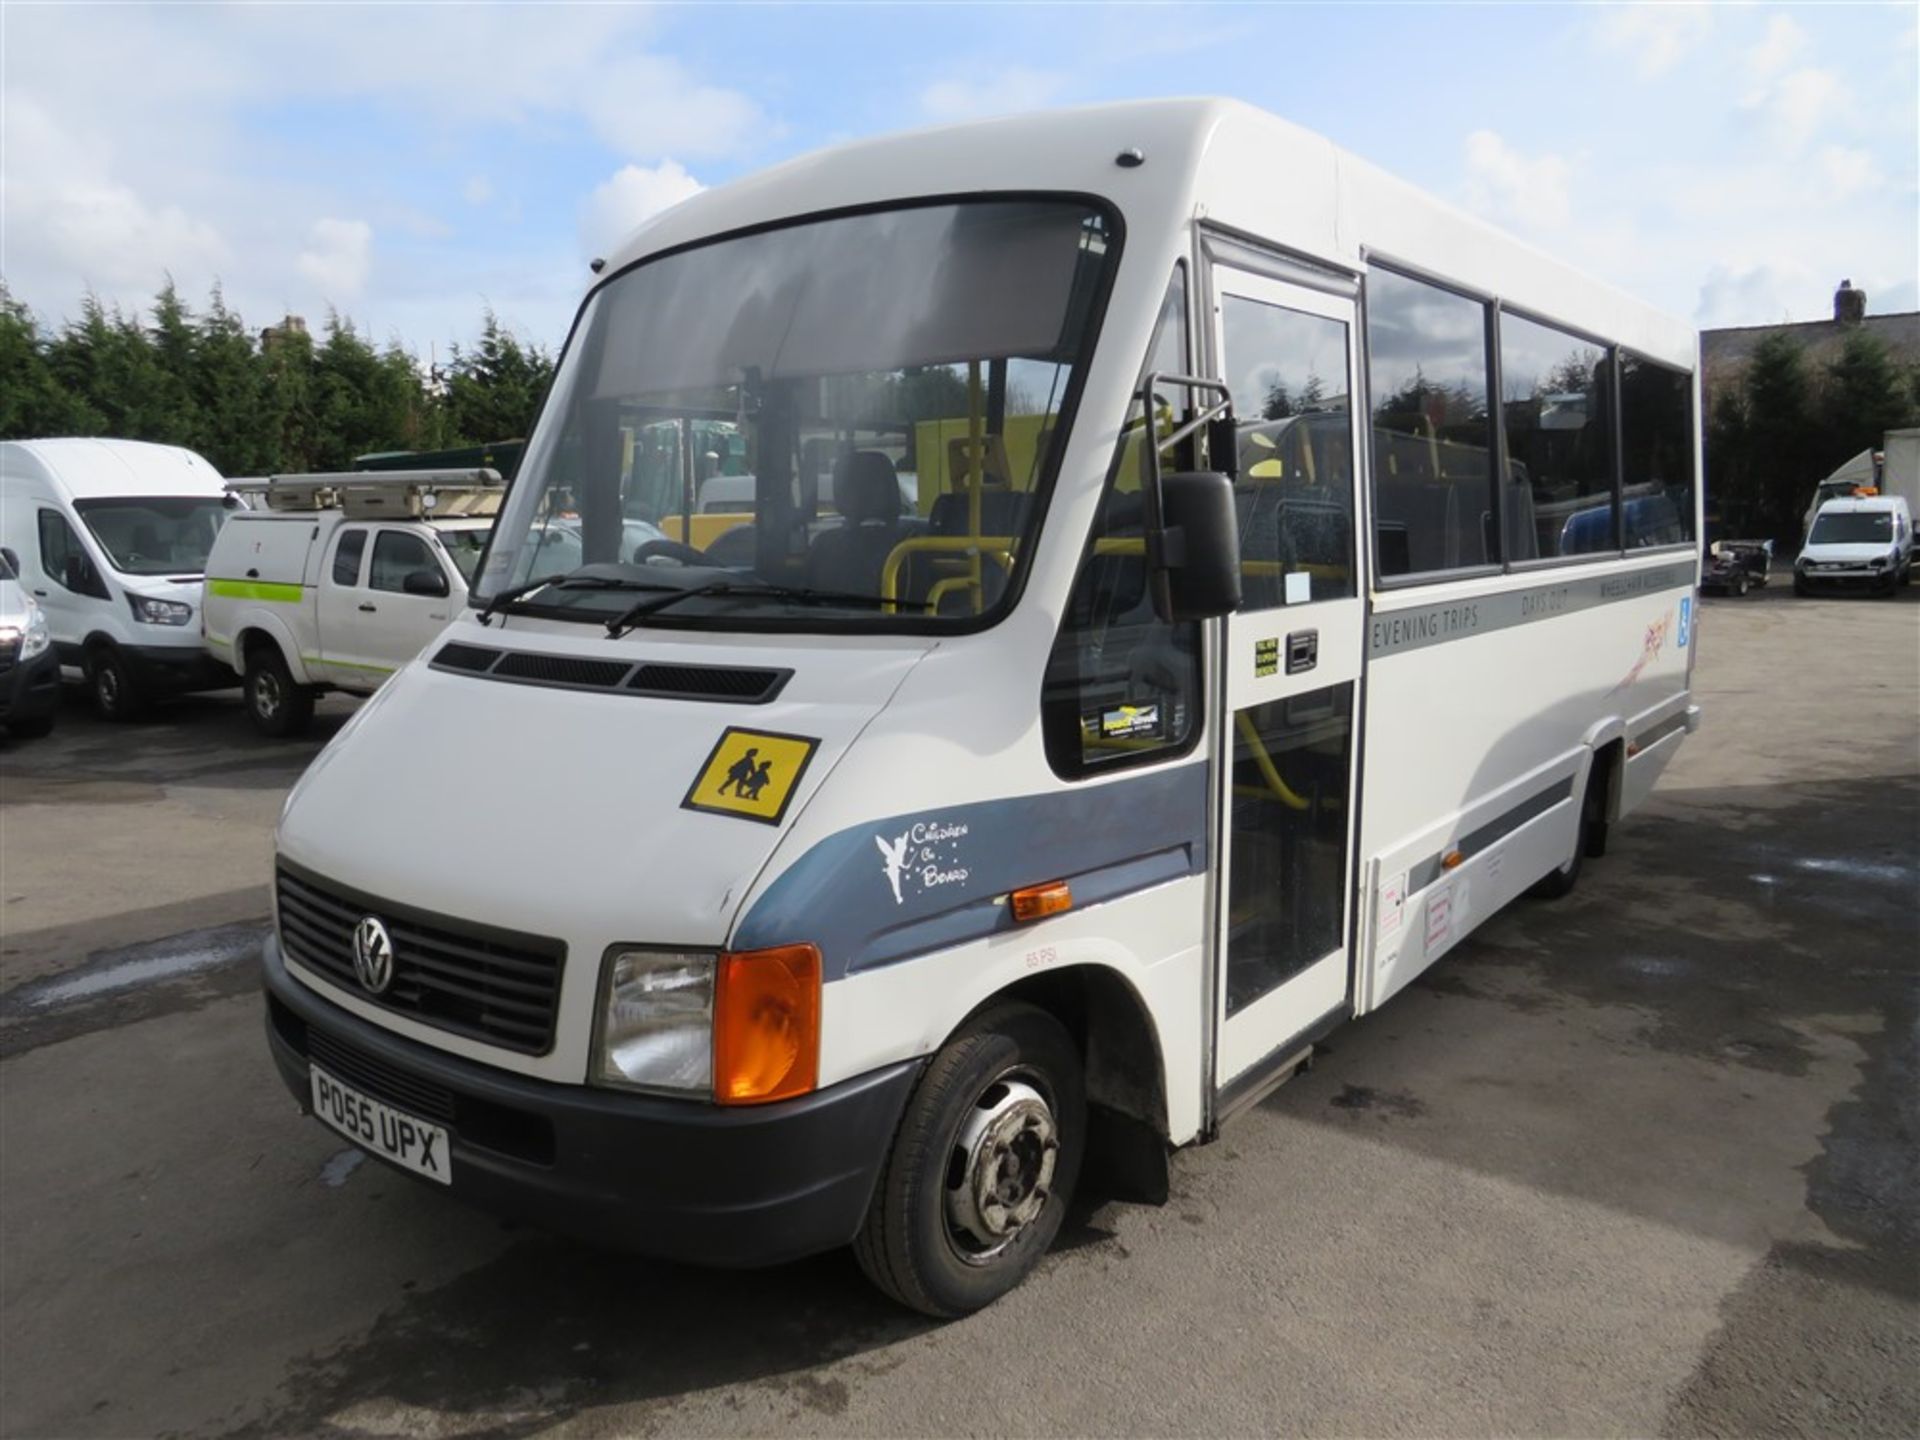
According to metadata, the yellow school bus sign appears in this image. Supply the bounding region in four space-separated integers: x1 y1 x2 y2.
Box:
682 728 821 826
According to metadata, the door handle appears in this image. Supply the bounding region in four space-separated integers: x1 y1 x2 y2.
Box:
33 589 47 598
1286 629 1318 674
358 603 377 613
246 567 260 579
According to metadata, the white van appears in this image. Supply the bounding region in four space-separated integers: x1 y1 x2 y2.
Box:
0 546 60 737
0 438 236 718
202 471 501 735
260 100 1703 1317
1793 494 1913 596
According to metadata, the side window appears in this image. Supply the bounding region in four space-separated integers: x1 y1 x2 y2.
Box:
1501 312 1616 557
1218 293 1356 606
1041 269 1200 779
1618 354 1695 548
370 530 438 593
331 528 368 587
38 509 105 597
1365 268 1500 578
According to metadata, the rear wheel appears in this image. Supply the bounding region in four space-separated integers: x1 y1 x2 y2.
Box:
854 1002 1085 1318
87 645 145 722
1531 766 1605 899
1730 571 1749 597
244 645 313 737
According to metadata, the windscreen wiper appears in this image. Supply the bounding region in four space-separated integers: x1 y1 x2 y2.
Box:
477 573 673 626
605 580 930 638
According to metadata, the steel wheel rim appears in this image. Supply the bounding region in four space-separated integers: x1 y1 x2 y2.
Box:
943 1071 1059 1266
253 670 282 719
95 664 120 710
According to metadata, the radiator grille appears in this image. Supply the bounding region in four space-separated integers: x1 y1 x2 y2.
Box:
276 867 564 1055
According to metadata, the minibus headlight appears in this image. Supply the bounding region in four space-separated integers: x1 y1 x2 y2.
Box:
593 950 715 1093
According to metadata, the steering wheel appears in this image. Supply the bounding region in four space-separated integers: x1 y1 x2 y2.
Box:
630 538 710 567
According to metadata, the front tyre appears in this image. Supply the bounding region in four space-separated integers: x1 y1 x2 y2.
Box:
244 646 314 738
87 644 146 722
854 1002 1085 1318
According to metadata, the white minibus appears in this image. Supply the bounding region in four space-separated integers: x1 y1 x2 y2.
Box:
262 100 1702 1317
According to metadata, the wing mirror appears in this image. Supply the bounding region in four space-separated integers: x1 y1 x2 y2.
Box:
403 569 450 598
1139 373 1242 622
1154 471 1242 621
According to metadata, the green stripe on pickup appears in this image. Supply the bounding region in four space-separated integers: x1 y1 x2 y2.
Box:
209 578 305 603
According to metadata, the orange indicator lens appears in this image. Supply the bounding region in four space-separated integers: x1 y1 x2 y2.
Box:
1010 880 1073 923
713 943 820 1105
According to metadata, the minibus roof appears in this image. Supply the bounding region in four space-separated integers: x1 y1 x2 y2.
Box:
598 98 1695 373
0 437 227 500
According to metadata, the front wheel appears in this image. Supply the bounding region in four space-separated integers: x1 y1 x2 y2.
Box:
244 646 314 737
87 645 145 722
854 1003 1085 1318
1731 571 1749 597
1530 769 1604 900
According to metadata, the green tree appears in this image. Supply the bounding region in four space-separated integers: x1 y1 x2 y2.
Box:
1821 329 1916 464
191 286 273 476
144 282 202 448
47 295 171 439
0 287 97 436
1740 333 1823 546
443 312 553 444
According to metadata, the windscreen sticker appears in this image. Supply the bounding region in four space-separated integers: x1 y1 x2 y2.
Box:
1254 636 1279 678
682 728 819 826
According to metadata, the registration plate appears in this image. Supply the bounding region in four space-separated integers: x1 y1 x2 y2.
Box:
309 1065 451 1185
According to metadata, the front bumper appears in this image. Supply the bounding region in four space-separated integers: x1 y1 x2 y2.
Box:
0 645 60 722
262 935 918 1267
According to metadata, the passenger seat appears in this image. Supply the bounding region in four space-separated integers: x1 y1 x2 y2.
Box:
808 451 908 598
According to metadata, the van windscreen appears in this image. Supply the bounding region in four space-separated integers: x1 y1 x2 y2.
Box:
72 496 230 576
476 198 1116 631
1808 510 1892 545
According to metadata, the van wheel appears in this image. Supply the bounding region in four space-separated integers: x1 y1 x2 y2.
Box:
1531 771 1603 899
853 1003 1085 1318
87 645 145 722
1793 575 1811 597
244 646 313 737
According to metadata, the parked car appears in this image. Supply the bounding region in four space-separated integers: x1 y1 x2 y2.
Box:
1794 495 1913 596
203 470 501 735
0 438 238 718
0 546 59 738
1701 539 1772 596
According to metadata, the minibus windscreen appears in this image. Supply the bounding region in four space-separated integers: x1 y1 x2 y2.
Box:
477 199 1115 628
71 497 230 576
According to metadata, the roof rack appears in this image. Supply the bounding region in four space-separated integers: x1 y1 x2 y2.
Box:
226 468 505 519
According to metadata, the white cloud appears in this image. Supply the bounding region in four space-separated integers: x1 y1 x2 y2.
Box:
296 218 373 298
1597 3 1714 79
1757 67 1842 152
1462 129 1572 231
1817 145 1883 199
1 96 230 296
921 68 1064 122
1695 263 1808 328
579 162 705 260
1743 13 1807 95
462 175 493 206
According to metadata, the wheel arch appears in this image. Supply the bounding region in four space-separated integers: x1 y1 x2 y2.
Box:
952 961 1172 1204
233 615 312 684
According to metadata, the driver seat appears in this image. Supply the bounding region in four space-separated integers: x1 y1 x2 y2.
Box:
808 451 905 598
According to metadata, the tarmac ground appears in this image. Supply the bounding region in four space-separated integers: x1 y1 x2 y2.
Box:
1 578 1915 1438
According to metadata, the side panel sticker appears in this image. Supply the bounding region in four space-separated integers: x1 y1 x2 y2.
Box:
682 727 819 826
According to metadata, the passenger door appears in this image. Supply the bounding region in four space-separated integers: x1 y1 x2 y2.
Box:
354 528 456 675
1207 266 1366 1099
313 525 373 687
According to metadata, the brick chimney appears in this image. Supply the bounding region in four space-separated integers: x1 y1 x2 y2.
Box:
1834 279 1866 324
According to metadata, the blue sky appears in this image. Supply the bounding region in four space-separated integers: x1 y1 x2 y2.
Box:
3 2 1914 356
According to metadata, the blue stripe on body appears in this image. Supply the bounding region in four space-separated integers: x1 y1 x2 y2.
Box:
732 762 1209 980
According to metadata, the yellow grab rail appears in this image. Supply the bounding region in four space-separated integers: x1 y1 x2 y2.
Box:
881 536 1017 612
